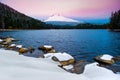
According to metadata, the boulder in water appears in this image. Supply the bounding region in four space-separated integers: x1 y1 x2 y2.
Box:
16 45 22 49
38 45 55 53
47 49 56 53
2 37 13 45
94 54 114 65
19 48 28 54
7 44 16 48
59 59 75 66
44 52 75 66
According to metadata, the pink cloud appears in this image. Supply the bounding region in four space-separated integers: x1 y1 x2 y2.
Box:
1 0 120 19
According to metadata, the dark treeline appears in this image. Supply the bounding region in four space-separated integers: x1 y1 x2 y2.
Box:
0 2 115 29
109 9 120 29
0 2 47 29
76 23 107 29
38 24 107 29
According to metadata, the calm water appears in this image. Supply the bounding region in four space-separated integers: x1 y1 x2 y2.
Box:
0 29 120 62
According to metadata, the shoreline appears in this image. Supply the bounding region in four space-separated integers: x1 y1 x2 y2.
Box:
108 29 120 32
0 29 107 31
1 28 120 31
0 33 120 75
0 49 120 80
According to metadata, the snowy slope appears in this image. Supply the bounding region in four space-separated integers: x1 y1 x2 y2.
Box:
45 15 80 22
44 15 82 26
0 49 120 80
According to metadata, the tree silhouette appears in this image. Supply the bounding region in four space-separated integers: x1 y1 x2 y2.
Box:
109 10 120 29
0 2 46 29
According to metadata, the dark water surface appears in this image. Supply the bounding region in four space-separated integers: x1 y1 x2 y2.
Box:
0 29 120 62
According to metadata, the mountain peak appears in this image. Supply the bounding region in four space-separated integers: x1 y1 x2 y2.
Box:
51 14 61 17
44 15 80 23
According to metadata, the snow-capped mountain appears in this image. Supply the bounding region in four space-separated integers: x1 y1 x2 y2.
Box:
44 15 82 26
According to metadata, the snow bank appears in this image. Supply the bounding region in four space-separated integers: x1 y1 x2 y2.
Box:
44 52 74 61
83 63 120 80
101 54 113 60
0 49 88 80
0 49 120 80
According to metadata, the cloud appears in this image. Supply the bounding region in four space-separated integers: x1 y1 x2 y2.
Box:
1 0 120 21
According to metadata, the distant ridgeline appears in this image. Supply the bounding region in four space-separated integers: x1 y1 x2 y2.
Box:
0 2 47 29
109 9 120 29
0 2 108 29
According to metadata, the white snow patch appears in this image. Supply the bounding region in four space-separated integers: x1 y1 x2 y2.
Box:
43 45 53 48
0 49 120 80
16 45 22 48
0 39 3 42
63 65 73 70
44 52 74 61
44 53 54 59
10 44 16 47
101 54 113 60
11 38 15 41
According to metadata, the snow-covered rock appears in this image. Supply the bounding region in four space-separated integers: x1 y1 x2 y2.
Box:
94 54 115 65
63 65 73 70
7 44 16 48
44 45 53 48
44 52 74 61
0 39 3 42
10 38 16 41
16 45 22 48
10 44 16 47
101 54 113 60
38 45 54 52
38 45 55 53
0 49 120 80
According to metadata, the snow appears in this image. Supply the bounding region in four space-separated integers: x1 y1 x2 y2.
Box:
101 54 113 60
10 44 16 47
44 52 74 61
16 45 22 48
0 49 120 80
0 39 3 42
11 38 15 41
43 45 53 48
83 63 120 80
44 14 80 23
44 53 54 58
63 65 73 70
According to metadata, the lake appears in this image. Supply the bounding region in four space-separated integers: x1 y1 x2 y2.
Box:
0 29 120 62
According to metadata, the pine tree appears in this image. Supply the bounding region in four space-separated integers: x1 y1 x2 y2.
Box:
109 10 120 29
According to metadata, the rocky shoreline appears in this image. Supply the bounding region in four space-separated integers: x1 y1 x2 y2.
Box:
0 36 120 74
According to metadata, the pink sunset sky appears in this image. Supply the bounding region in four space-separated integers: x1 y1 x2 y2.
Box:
1 0 120 23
